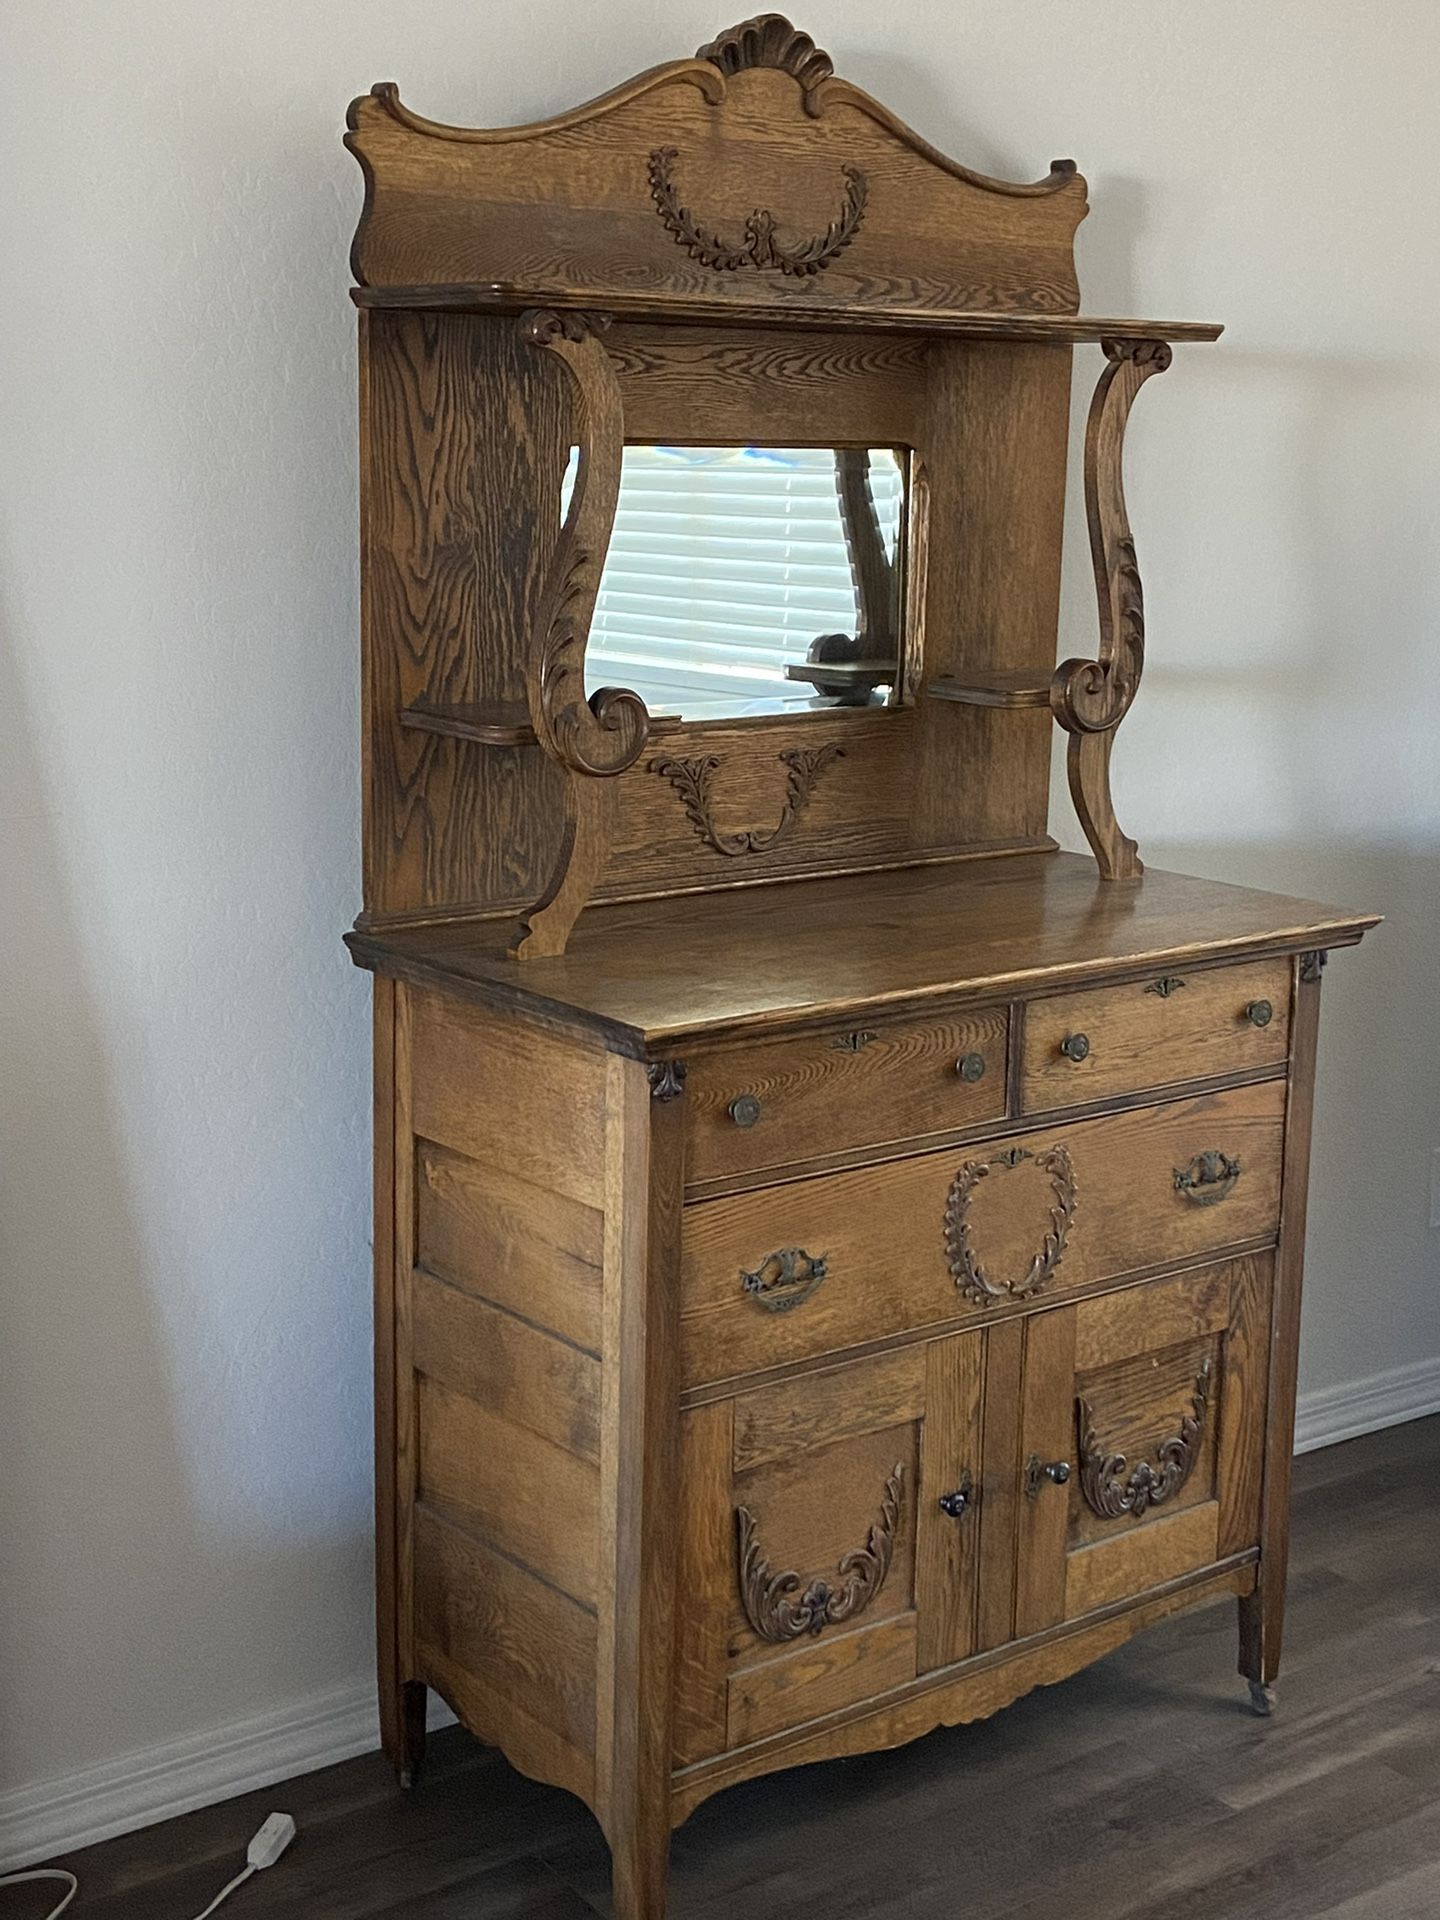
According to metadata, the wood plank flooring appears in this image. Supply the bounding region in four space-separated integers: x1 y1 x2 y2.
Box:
42 1417 1440 1918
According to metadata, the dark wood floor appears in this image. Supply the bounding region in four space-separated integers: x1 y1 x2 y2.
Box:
49 1416 1440 1918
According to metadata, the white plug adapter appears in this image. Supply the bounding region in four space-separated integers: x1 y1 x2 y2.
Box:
247 1812 297 1871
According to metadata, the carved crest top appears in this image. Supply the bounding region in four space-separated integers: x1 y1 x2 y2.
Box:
346 13 1091 319
695 14 835 89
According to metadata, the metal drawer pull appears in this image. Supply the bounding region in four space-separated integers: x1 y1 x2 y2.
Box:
937 1470 974 1519
1244 999 1274 1029
832 1029 878 1052
737 1463 904 1643
728 1092 762 1128
1025 1455 1072 1499
741 1247 828 1314
1173 1150 1241 1206
1079 1360 1211 1520
1059 1031 1090 1062
956 1051 986 1082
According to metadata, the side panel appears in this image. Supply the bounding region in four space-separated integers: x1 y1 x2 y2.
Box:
389 986 609 1808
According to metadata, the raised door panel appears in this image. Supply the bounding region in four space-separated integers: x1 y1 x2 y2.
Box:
1013 1257 1272 1639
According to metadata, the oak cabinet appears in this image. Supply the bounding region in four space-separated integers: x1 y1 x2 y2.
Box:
340 15 1378 1917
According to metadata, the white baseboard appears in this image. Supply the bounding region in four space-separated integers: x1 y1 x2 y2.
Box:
0 1682 454 1874
1293 1353 1440 1453
3 1366 1437 1874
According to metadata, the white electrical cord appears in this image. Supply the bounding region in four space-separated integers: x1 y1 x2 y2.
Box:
0 1811 295 1920
0 1872 76 1920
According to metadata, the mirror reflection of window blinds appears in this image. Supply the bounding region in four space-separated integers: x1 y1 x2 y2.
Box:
563 446 905 721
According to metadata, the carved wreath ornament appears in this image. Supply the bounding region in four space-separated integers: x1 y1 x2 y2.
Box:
648 145 868 277
944 1143 1077 1305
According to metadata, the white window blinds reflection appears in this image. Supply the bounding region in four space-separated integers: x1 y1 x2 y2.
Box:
563 446 905 722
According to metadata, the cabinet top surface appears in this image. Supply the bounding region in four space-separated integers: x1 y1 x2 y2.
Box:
347 853 1377 1052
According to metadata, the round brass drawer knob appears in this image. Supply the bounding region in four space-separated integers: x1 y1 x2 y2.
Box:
956 1052 986 1083
1245 999 1274 1029
728 1093 762 1129
1059 1032 1091 1063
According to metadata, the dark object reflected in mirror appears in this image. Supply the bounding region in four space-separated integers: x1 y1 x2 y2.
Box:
567 445 907 722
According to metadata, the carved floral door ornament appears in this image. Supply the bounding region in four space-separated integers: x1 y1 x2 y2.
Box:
736 1463 905 1643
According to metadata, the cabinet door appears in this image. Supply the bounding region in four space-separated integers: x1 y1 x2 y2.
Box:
674 1331 987 1763
1014 1256 1272 1638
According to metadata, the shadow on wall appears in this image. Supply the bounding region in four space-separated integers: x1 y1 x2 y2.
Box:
0 590 200 1788
1126 838 1438 1399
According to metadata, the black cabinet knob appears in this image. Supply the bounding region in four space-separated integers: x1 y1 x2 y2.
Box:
728 1093 762 1129
1060 1032 1091 1063
956 1052 986 1083
1245 999 1274 1029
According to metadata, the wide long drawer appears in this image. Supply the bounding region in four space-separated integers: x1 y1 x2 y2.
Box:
680 1079 1286 1390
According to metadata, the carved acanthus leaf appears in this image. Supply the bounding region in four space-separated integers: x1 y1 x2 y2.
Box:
649 744 844 855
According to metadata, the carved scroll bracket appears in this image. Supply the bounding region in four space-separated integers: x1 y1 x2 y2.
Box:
511 309 648 960
1050 337 1172 880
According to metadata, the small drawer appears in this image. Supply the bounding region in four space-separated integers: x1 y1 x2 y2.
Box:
680 1079 1285 1389
684 1009 1008 1185
1020 959 1291 1114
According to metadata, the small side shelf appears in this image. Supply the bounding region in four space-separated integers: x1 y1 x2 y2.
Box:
926 671 1053 711
401 701 683 748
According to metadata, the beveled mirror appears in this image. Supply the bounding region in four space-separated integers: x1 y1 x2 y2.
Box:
572 445 908 720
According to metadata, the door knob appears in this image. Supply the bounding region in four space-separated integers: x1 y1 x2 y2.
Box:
937 1470 974 1518
1025 1454 1072 1498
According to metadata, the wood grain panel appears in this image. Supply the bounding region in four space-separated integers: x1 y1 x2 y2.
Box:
1065 1500 1220 1619
976 1317 1024 1652
408 989 606 1206
681 1080 1287 1388
1022 958 1291 1113
916 1330 984 1671
610 325 927 445
412 1268 601 1461
347 56 1088 316
1073 1261 1231 1370
1014 1306 1077 1636
359 310 565 923
417 1377 600 1606
1217 1255 1273 1558
414 1504 597 1753
727 1614 918 1748
672 1400 733 1767
348 854 1378 1052
912 341 1071 853
416 1138 602 1354
685 1006 1007 1183
731 1347 925 1474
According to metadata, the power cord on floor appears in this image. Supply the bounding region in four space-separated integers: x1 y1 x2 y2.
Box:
0 1811 295 1919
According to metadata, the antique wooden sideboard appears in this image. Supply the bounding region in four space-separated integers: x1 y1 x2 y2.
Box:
342 18 1377 1917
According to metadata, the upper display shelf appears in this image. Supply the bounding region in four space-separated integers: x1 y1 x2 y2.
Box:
349 283 1222 343
345 12 1220 339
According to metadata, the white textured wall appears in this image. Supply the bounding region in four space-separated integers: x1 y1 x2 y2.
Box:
1 0 1436 1845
